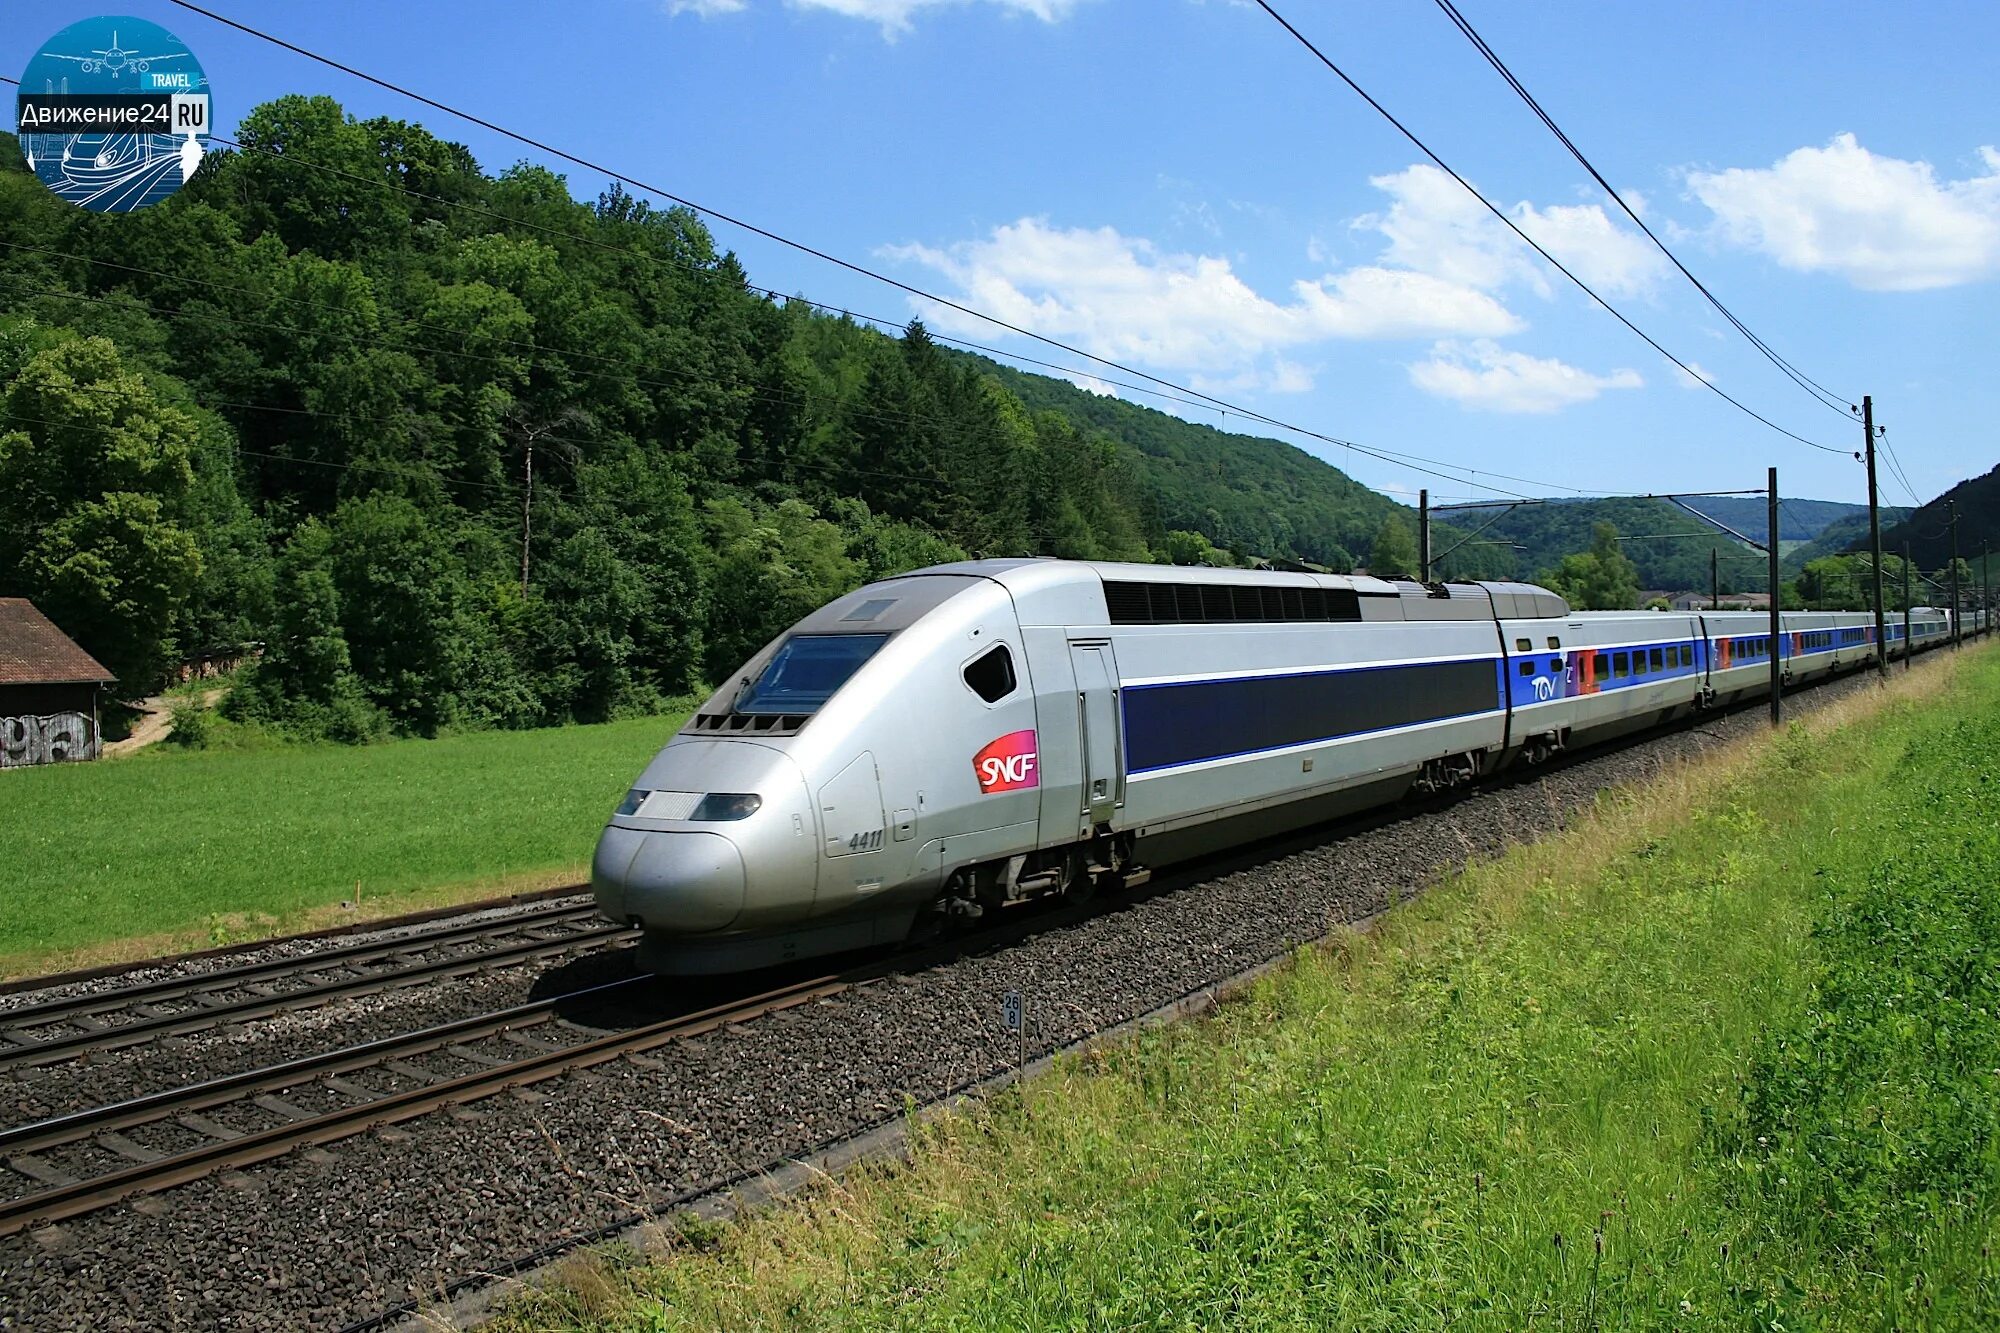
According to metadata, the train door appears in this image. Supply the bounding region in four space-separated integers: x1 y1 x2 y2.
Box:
1068 641 1122 835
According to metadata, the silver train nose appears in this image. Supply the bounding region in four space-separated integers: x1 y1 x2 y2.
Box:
593 827 745 932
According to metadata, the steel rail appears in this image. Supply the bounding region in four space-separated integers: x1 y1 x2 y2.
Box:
0 885 590 1000
0 971 849 1237
0 917 635 1069
0 975 651 1159
1 900 602 1027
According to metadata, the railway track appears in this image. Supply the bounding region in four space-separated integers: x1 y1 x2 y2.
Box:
0 899 633 1069
0 969 847 1237
0 875 1131 1240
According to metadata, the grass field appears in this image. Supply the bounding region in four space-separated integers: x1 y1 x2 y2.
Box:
0 707 692 977
491 646 2000 1331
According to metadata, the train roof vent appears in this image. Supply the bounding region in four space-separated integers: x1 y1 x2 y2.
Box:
689 712 808 734
839 597 898 623
1101 579 1362 625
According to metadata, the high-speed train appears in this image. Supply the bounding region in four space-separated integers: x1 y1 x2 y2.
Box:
592 559 1972 974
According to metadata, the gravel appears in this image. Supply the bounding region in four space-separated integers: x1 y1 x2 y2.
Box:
0 669 1898 1331
0 907 626 1128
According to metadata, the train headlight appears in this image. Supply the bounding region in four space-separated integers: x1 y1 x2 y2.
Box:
691 793 762 822
614 788 651 817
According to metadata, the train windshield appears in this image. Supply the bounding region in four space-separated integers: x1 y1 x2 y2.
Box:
735 634 890 715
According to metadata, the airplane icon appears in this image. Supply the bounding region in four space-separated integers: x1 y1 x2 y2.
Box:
45 33 187 78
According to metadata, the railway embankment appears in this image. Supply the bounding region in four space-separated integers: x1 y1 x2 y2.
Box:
493 644 2000 1331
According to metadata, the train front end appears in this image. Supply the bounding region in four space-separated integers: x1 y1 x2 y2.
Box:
592 569 1034 974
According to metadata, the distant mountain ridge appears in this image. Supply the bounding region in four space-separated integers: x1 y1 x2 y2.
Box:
1848 463 2000 574
955 349 1920 593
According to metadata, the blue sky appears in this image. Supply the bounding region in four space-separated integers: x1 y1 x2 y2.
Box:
8 1 1998 510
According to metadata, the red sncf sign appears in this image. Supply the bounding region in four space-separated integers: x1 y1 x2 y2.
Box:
973 729 1039 794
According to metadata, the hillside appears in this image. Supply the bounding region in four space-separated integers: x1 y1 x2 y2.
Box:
1860 463 2000 573
965 355 1509 576
1439 496 1764 594
1682 496 1887 545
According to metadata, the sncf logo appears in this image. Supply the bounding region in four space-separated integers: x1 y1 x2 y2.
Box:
974 729 1039 794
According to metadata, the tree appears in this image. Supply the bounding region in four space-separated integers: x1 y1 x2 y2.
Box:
0 331 203 690
1368 514 1420 578
1539 522 1641 610
1165 530 1227 567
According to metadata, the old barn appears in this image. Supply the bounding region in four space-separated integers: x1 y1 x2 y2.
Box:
0 599 116 768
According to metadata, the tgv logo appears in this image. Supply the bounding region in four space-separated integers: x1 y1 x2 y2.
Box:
974 730 1039 794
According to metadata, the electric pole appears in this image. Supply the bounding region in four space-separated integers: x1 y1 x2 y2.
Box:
1710 547 1719 610
1862 397 1888 676
1768 467 1782 727
1419 489 1431 583
1950 498 1962 649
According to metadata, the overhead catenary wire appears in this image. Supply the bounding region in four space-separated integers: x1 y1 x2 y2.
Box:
1247 0 1849 457
1428 0 1854 420
1878 434 1923 507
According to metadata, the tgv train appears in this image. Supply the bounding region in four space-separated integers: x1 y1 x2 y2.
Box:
593 560 1974 973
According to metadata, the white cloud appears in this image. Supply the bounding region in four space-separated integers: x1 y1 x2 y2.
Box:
1674 360 1713 390
1359 164 1667 299
1687 135 2000 291
1409 339 1642 414
1295 266 1522 339
883 218 1518 381
671 0 1084 33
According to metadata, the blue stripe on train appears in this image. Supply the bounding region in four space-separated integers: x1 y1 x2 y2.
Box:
1122 656 1502 775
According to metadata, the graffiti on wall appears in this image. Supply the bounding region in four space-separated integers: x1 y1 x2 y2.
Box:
0 713 96 768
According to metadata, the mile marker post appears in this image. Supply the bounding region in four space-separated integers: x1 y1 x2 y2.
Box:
1003 988 1025 1074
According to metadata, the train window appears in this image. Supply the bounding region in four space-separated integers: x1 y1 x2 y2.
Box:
1632 652 1647 676
1519 660 1535 677
1547 637 1562 650
1614 652 1630 679
962 644 1017 704
1515 637 1532 652
1650 648 1665 671
1594 652 1610 680
735 634 890 716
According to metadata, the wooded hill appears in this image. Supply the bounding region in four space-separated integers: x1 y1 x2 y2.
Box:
1851 463 2000 573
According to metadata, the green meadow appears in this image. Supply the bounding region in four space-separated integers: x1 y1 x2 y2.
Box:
495 647 2000 1331
0 709 689 976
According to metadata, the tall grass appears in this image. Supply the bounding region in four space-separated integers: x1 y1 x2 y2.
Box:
0 709 689 975
490 650 2000 1331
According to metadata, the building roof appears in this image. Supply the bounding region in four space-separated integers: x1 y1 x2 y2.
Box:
0 599 115 686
